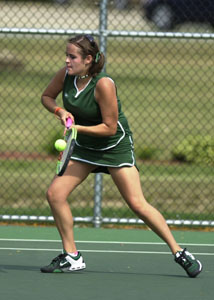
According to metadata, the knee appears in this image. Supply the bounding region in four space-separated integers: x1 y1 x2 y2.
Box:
127 196 150 216
46 188 55 205
46 187 65 206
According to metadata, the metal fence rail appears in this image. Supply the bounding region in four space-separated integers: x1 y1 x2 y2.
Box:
0 0 213 227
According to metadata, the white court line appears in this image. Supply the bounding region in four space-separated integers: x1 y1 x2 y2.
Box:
0 239 214 247
0 247 213 255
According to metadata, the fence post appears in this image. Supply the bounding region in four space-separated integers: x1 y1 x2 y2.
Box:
93 0 108 228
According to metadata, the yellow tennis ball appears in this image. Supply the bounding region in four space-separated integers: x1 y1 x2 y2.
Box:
54 139 67 151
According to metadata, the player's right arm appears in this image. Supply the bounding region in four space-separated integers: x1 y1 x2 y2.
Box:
41 67 73 124
41 67 66 112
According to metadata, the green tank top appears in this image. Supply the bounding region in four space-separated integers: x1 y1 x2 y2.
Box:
63 72 132 151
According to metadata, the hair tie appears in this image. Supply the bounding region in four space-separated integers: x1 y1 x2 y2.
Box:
95 52 101 63
54 107 63 115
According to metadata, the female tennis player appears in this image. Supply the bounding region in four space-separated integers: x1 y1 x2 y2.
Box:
41 34 202 277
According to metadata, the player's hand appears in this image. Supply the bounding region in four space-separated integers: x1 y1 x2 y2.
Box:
57 109 74 127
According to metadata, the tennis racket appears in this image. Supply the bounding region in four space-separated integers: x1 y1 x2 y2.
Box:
56 117 77 176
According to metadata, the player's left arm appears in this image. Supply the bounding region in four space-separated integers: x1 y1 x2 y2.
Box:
75 77 118 137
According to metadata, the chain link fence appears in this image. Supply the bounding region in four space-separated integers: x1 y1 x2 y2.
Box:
0 0 214 227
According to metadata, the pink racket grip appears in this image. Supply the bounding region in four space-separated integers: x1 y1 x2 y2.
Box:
66 117 73 129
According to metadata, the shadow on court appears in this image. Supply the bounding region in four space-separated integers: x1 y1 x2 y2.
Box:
0 263 187 278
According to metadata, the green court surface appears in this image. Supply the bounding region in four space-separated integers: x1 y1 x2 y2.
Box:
0 225 213 300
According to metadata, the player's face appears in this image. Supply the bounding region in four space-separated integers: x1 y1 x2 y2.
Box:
65 43 91 76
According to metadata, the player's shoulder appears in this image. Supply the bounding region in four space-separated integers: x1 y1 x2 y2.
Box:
51 67 67 84
56 66 67 78
95 71 113 81
95 72 115 88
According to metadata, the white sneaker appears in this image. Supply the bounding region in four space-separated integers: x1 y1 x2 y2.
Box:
40 252 86 273
174 248 202 277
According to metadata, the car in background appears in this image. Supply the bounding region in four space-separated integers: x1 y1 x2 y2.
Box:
142 0 214 30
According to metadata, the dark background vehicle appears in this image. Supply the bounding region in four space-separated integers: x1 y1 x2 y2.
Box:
142 0 214 30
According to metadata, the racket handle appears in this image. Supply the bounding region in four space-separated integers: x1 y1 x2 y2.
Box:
66 117 72 129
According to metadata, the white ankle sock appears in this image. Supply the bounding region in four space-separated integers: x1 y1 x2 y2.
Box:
68 251 78 257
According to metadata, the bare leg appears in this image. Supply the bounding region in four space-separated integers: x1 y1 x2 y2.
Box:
46 160 95 253
109 166 182 254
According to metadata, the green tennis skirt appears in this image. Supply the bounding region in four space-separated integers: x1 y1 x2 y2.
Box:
70 134 137 174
